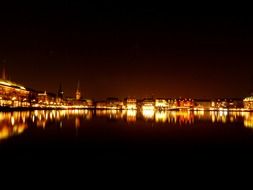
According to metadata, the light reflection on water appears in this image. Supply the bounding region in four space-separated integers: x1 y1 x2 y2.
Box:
0 109 253 141
0 112 29 141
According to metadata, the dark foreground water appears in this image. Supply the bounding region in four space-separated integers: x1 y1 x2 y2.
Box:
1 109 253 165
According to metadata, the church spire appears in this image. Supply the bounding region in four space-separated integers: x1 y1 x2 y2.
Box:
76 80 81 100
58 83 64 99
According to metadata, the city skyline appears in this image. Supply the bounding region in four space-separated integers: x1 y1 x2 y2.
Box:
0 69 252 101
1 2 253 99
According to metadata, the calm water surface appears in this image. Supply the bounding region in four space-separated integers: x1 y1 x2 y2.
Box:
1 109 253 161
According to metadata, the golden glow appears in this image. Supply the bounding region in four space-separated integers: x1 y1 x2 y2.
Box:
126 110 137 122
155 111 167 122
0 110 95 141
142 109 155 120
1 109 253 142
127 104 137 110
0 80 26 90
244 96 253 110
142 105 155 110
75 117 80 128
167 111 194 124
126 98 137 110
96 109 123 119
11 116 15 125
155 99 168 108
0 127 10 140
0 112 29 140
243 112 253 128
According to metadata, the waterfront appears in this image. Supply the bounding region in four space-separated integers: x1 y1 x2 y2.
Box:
1 109 253 162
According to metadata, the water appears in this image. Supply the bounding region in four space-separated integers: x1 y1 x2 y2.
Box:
1 109 253 162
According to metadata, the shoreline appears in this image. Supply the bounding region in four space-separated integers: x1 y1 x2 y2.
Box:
0 107 253 112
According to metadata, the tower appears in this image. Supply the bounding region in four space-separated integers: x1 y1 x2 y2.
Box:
58 83 64 99
76 80 81 100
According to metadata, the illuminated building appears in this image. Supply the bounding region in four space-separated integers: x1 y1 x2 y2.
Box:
83 99 93 108
125 98 137 110
210 98 243 110
37 91 48 105
177 98 194 109
194 99 211 110
96 101 108 109
244 96 253 110
211 99 229 109
105 97 124 109
155 98 168 110
142 98 155 110
0 78 30 107
167 99 176 109
37 91 58 107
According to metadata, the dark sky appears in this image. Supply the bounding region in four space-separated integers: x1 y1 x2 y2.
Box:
1 1 253 100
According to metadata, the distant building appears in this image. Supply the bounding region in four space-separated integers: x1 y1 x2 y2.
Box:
210 98 243 110
83 99 93 108
37 91 58 107
125 98 137 110
141 98 155 110
155 98 168 109
37 91 48 104
96 101 107 109
106 97 124 109
167 99 178 109
194 99 211 110
176 98 194 108
244 96 253 109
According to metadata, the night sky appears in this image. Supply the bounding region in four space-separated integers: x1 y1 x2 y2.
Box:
1 1 253 100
